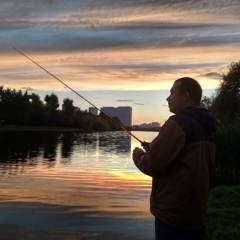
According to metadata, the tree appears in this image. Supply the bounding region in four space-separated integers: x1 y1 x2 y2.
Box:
15 90 32 124
61 98 76 127
44 93 60 126
62 98 75 116
82 114 94 131
0 87 31 125
221 61 240 92
201 95 214 110
29 93 45 125
93 116 110 131
99 112 121 131
44 93 59 111
212 61 240 125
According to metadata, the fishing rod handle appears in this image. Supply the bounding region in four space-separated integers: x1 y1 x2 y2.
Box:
141 141 150 151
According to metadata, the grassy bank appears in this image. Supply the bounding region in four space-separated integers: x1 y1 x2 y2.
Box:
205 185 240 240
215 125 240 185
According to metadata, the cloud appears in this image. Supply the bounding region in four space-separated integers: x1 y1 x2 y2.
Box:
1 29 135 53
1 0 240 54
21 87 35 91
2 23 239 55
199 72 222 79
133 103 144 105
1 0 240 27
0 20 35 31
1 0 239 93
116 99 135 102
90 62 223 73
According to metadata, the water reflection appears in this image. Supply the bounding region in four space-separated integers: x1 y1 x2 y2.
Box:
0 131 159 234
0 130 156 220
61 132 75 158
0 131 132 160
0 131 132 173
0 131 54 162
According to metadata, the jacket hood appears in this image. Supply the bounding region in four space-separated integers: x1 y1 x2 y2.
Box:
180 107 217 133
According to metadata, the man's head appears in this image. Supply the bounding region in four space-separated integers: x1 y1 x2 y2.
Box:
166 77 202 114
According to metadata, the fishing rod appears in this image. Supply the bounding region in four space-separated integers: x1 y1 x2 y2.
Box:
13 47 145 145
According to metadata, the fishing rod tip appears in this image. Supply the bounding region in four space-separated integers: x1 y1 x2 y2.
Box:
12 47 19 52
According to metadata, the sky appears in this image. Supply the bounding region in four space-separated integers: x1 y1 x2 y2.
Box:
0 0 240 125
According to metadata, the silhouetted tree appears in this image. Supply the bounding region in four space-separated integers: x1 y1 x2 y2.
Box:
62 98 75 116
99 112 122 131
92 116 110 131
212 61 240 124
71 110 84 128
44 93 60 126
0 87 31 125
29 93 45 125
0 85 129 131
44 93 59 111
62 98 75 127
82 114 94 131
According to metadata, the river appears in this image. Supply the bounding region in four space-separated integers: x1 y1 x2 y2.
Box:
0 130 158 240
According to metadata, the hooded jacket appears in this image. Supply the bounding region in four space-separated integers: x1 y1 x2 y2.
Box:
133 107 217 229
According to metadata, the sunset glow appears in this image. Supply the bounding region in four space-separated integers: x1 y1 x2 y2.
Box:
1 0 240 124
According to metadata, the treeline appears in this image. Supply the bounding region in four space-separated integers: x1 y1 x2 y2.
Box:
202 61 240 186
0 86 121 131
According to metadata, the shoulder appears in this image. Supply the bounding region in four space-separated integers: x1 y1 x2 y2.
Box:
160 116 186 136
169 111 214 143
169 113 195 132
169 113 202 141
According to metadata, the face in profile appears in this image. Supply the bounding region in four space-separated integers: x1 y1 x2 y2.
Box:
166 81 186 114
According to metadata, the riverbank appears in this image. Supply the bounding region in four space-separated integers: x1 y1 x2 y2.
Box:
0 225 105 240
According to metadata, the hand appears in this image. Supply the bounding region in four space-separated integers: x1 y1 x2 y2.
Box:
141 141 150 151
133 147 143 154
132 147 144 160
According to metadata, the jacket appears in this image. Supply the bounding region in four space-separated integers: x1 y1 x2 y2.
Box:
133 107 217 229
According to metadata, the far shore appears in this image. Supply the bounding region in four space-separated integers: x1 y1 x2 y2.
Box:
0 124 84 132
0 124 160 132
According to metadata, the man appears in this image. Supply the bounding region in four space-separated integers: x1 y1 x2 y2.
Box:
132 77 217 240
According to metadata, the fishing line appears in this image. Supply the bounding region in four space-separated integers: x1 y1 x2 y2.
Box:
13 47 144 145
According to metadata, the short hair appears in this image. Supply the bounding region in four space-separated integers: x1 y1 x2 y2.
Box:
175 77 202 105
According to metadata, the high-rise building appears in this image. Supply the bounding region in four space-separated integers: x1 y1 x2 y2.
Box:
100 106 132 127
89 107 98 115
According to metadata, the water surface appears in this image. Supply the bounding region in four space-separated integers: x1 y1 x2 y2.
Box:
0 130 158 238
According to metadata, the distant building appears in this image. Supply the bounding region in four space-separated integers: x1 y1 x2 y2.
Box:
89 107 98 115
100 106 132 127
140 122 160 128
74 106 81 112
132 122 160 130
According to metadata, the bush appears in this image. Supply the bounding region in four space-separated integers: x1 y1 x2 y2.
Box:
215 125 240 185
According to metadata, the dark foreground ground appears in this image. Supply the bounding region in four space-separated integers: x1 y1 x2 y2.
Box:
0 202 154 240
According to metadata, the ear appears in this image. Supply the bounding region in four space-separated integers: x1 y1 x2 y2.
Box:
183 91 191 102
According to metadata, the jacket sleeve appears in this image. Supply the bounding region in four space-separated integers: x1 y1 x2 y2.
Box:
133 119 186 177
